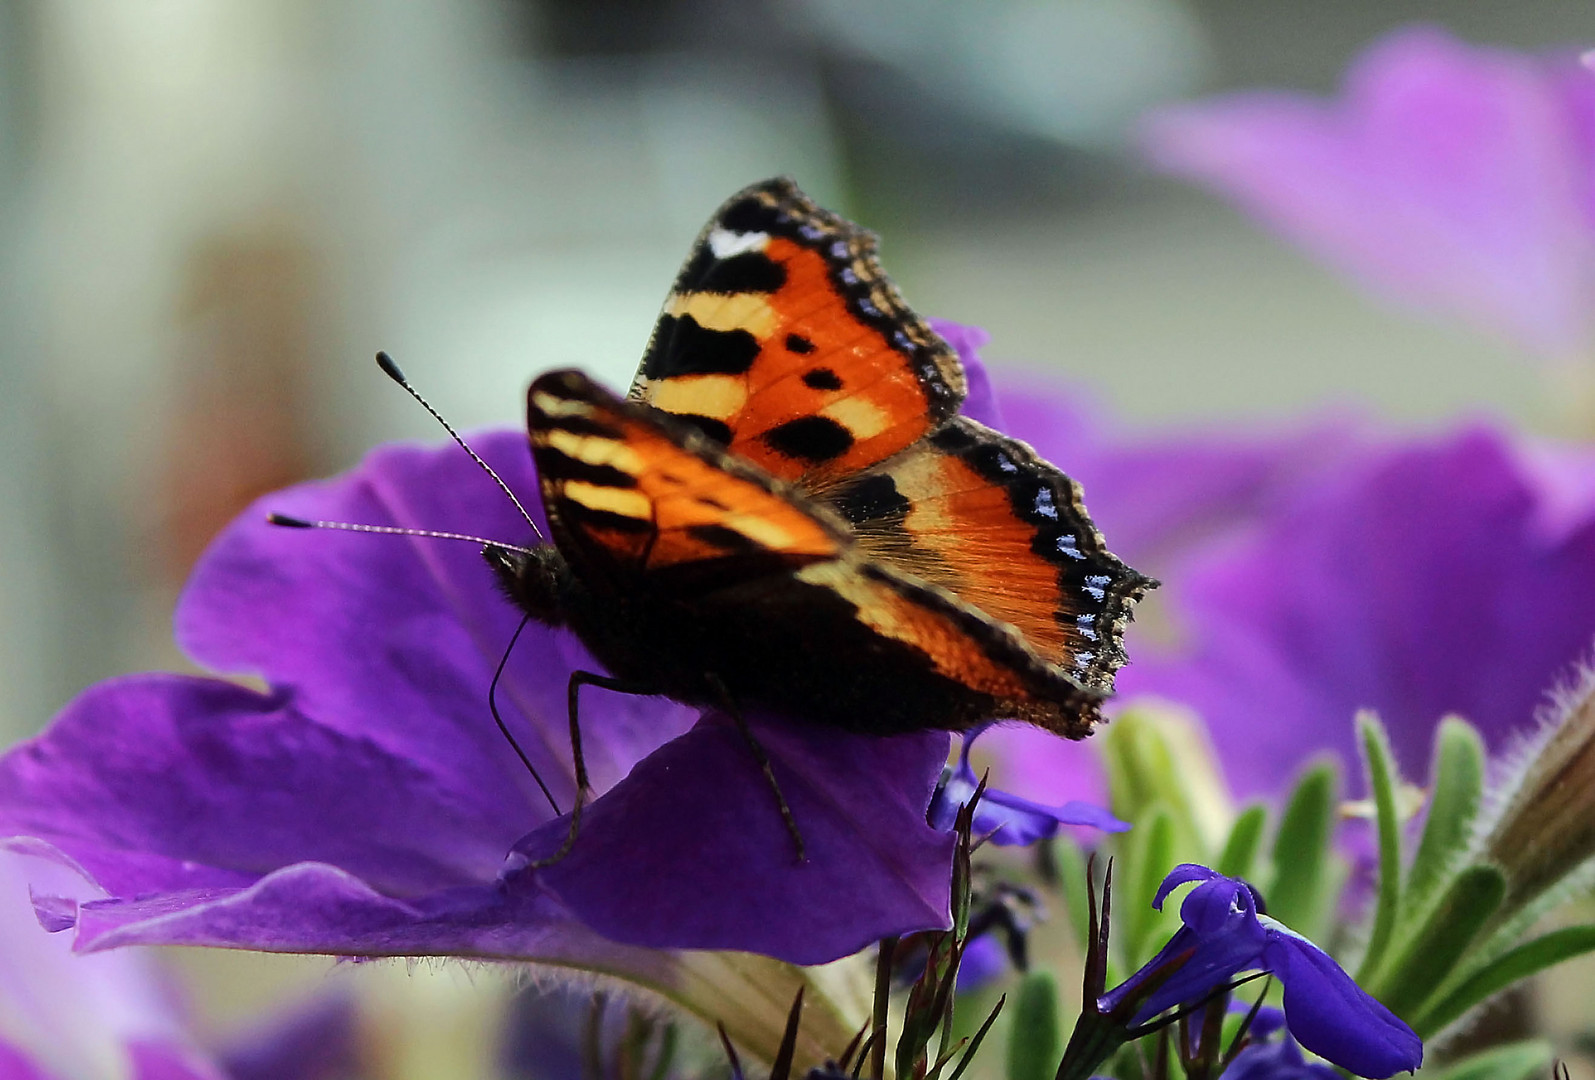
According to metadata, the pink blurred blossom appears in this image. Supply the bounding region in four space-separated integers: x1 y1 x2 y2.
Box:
1144 27 1595 360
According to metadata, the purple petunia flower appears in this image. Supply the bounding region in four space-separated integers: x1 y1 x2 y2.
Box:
1144 27 1595 359
0 423 955 966
1101 865 1420 1080
1119 424 1595 794
928 724 1128 845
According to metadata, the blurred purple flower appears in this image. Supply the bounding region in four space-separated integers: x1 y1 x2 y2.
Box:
1119 425 1595 795
981 379 1367 805
1144 27 1595 359
1223 1036 1340 1080
0 850 229 1080
970 344 1595 799
0 424 954 967
1101 865 1420 1079
928 319 1005 429
220 994 361 1080
928 724 1128 844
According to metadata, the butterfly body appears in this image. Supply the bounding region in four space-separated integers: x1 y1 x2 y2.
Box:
492 178 1153 751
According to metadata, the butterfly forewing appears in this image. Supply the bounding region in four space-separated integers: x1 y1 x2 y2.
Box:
529 370 847 584
630 178 966 485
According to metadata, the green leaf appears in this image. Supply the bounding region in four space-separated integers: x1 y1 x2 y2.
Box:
1120 806 1177 968
1420 1040 1551 1080
1370 864 1504 1018
1355 713 1404 983
1406 718 1485 917
1265 761 1337 937
1054 835 1093 955
945 994 1006 1080
1098 709 1227 860
1215 803 1268 882
1005 972 1060 1080
1415 924 1595 1037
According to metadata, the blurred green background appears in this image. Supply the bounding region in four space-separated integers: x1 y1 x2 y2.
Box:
0 2 1589 1076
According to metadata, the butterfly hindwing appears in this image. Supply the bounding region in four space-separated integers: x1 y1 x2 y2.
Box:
528 369 847 586
816 417 1154 695
629 178 966 485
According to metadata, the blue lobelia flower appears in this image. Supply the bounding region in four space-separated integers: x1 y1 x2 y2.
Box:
1100 865 1421 1080
928 723 1128 845
1223 1035 1341 1080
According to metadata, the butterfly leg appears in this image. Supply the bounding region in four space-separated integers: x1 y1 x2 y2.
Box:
528 669 655 869
706 672 807 864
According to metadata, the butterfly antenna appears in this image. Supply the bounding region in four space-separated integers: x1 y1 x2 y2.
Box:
375 351 545 542
266 514 536 555
492 614 562 815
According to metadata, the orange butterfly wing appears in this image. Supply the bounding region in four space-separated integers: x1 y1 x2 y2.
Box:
528 369 845 585
814 418 1154 695
623 177 1152 702
629 178 965 484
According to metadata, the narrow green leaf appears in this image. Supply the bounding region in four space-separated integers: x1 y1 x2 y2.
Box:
1215 804 1268 882
1421 1040 1551 1080
1121 807 1177 968
1355 713 1404 983
1004 972 1060 1080
1053 835 1093 955
945 994 1005 1080
1370 864 1504 1018
1265 761 1337 937
1415 924 1595 1037
1406 718 1485 916
1098 709 1225 861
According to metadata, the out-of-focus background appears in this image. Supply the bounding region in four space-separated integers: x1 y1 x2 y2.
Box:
0 2 1589 1076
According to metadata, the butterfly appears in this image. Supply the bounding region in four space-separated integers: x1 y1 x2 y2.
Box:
485 178 1155 861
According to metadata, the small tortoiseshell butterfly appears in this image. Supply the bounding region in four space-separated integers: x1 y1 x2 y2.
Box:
483 178 1155 860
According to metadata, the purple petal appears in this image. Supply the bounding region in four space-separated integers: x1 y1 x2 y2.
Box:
928 727 1125 844
1145 28 1595 358
963 788 1128 847
1263 931 1422 1078
1153 864 1221 910
127 1043 228 1080
1119 426 1595 794
928 318 1006 430
981 383 1365 805
955 934 1012 990
0 851 223 1080
220 994 359 1080
0 1044 54 1080
1 431 960 964
1105 873 1271 1024
2 678 951 963
1178 874 1257 936
1223 1037 1340 1080
515 713 953 964
1232 1002 1288 1040
0 675 516 897
175 431 692 813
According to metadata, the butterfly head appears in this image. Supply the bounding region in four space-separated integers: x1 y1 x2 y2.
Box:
484 543 572 628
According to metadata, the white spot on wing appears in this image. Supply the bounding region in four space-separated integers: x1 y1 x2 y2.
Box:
1034 489 1058 519
707 228 769 258
531 391 592 419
